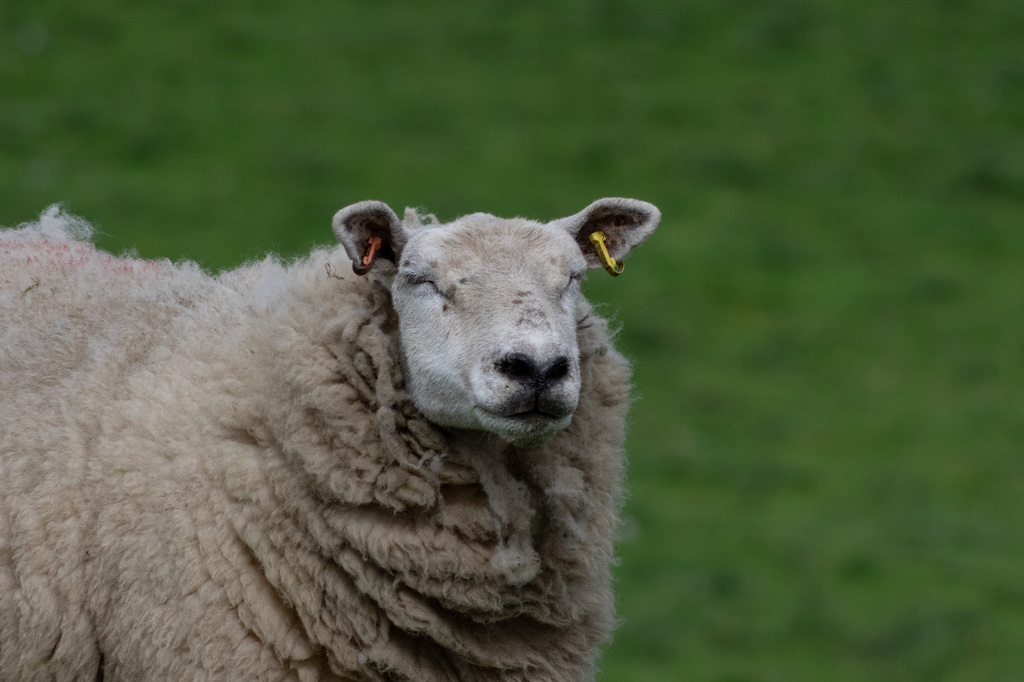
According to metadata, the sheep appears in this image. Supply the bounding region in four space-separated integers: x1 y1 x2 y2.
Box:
0 198 660 682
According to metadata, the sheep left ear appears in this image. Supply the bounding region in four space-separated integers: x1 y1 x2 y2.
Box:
552 198 661 271
332 201 407 276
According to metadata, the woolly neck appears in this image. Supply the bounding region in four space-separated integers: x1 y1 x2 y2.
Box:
229 255 632 680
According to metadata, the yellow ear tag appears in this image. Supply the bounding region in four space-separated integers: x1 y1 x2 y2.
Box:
588 231 624 277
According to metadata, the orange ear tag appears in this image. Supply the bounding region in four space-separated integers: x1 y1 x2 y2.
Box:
352 236 382 276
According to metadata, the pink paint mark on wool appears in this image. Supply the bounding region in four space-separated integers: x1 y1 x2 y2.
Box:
1 237 162 275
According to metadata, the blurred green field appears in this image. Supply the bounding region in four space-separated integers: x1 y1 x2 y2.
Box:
3 1 1023 679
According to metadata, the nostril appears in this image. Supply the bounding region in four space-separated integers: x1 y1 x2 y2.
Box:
542 356 570 383
497 353 571 390
497 353 538 381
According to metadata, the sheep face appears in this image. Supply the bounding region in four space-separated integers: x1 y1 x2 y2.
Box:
334 198 660 447
391 216 586 447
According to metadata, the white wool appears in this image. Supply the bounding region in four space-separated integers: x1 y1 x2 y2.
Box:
26 203 94 242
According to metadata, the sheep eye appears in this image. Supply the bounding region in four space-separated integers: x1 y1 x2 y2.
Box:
404 272 444 296
562 271 585 295
401 270 430 286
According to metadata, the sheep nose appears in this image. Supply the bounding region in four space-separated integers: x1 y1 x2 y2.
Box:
497 353 571 389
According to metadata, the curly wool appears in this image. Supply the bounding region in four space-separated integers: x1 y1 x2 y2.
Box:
0 207 631 681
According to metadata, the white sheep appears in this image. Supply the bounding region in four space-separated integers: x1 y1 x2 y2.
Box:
0 198 660 681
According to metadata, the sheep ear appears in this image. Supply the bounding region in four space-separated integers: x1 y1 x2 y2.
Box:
553 198 661 270
332 201 406 276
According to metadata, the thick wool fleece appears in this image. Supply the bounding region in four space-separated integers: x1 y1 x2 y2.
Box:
0 207 631 682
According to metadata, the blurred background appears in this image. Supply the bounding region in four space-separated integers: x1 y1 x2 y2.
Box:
3 1 1023 679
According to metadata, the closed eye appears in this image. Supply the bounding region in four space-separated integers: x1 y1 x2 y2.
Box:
405 273 433 287
562 270 585 298
402 271 447 297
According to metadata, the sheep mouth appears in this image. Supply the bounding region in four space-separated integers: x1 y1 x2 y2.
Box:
482 398 575 422
507 408 572 421
485 389 577 423
475 406 571 422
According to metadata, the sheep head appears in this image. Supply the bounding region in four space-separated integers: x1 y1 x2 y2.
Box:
333 198 660 447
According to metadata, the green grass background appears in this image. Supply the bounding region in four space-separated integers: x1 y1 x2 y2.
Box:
3 1 1023 679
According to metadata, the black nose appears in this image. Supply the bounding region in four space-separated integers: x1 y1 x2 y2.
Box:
497 353 571 389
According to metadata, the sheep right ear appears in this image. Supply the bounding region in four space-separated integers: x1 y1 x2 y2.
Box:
551 198 661 274
332 201 407 276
